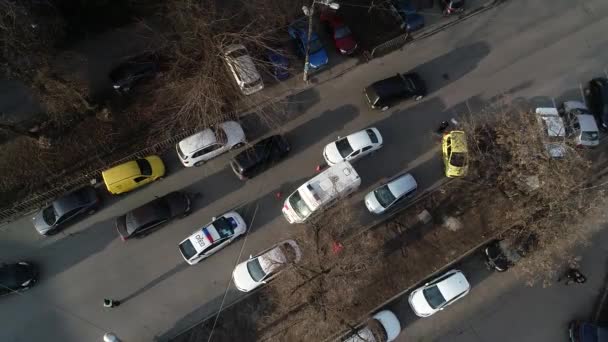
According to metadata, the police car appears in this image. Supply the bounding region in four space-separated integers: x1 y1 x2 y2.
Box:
178 211 247 265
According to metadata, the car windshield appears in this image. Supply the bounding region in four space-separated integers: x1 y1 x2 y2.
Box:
244 78 263 89
366 129 379 144
582 131 599 141
213 217 235 238
374 185 396 208
334 26 351 39
288 191 312 219
179 240 197 260
247 258 267 282
422 285 446 309
335 138 354 158
42 206 57 225
309 38 323 53
450 152 466 167
136 159 152 176
213 127 228 145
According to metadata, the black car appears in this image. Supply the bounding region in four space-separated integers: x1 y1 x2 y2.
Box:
32 186 100 236
0 262 38 296
484 234 537 272
109 53 160 93
569 321 608 342
586 77 608 130
115 192 191 241
230 135 290 180
364 72 426 111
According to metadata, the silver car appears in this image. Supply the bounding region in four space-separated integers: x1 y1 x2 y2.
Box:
364 173 417 214
176 121 247 167
32 186 100 235
560 101 600 147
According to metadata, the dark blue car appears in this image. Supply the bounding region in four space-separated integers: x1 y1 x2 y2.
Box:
288 23 329 70
267 51 289 80
393 0 425 32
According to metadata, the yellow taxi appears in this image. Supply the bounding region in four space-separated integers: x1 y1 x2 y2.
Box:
442 131 468 178
102 155 165 195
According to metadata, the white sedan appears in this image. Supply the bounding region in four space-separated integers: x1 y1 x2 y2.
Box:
232 240 302 292
323 127 383 166
176 121 246 167
408 269 470 317
178 211 247 265
344 310 401 342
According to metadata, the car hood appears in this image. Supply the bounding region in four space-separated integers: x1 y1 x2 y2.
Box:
409 289 434 317
364 191 384 214
323 143 344 165
232 261 260 292
32 210 53 235
220 121 246 147
309 49 328 68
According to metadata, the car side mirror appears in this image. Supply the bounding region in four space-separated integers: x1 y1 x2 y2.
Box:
337 136 342 139
249 254 253 259
212 216 216 221
262 281 267 284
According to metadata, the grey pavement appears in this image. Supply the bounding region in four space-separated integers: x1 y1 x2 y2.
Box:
390 223 608 342
2 0 608 341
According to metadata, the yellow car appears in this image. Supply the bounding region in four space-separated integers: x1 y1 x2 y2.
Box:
442 131 468 178
102 155 165 195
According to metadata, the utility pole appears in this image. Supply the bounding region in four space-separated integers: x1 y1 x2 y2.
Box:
302 0 339 82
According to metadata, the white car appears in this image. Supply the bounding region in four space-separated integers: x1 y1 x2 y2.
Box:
176 121 246 167
560 101 600 147
408 269 470 317
232 240 302 292
178 211 247 265
535 107 567 158
343 310 402 342
364 173 417 214
323 127 383 166
224 44 264 95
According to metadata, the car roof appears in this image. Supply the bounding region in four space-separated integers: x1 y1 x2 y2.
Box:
53 188 93 215
126 199 170 233
447 131 467 152
371 74 405 97
233 135 280 169
535 107 565 137
387 173 417 197
102 160 141 181
576 114 599 132
186 224 221 253
179 129 216 155
346 130 375 150
225 45 260 84
258 245 287 274
436 271 469 301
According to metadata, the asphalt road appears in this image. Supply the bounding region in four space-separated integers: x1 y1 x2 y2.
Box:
2 0 608 341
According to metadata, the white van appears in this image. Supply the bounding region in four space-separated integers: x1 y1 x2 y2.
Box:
282 161 360 224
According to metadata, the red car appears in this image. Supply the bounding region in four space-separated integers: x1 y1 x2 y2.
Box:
320 11 357 55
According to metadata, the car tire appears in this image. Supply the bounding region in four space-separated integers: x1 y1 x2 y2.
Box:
194 161 205 167
381 106 389 111
415 95 424 101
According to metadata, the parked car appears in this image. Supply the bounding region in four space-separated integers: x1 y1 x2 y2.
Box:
535 107 567 158
32 186 100 235
320 11 357 55
102 156 165 195
0 262 38 296
408 269 470 317
343 310 402 342
323 127 383 166
364 73 426 110
288 22 329 70
441 0 465 16
364 173 417 214
560 101 600 147
392 0 425 32
232 240 301 292
115 192 191 241
178 211 247 265
585 77 608 130
267 51 290 81
109 53 159 93
484 233 537 272
176 121 246 167
224 44 264 95
442 130 468 178
230 135 290 180
569 321 608 342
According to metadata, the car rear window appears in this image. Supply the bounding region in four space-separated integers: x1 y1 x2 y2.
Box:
366 129 378 144
136 159 152 176
247 258 267 282
423 285 446 309
334 26 351 39
583 131 599 141
335 138 354 158
42 206 57 225
179 240 197 260
450 152 466 167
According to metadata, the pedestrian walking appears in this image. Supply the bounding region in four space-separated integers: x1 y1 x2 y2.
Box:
436 120 450 134
103 298 121 308
558 268 587 285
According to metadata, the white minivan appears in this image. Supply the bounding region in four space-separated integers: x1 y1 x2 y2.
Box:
282 161 360 224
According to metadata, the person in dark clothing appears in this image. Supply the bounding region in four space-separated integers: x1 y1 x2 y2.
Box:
436 121 450 134
103 298 121 308
558 268 587 285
